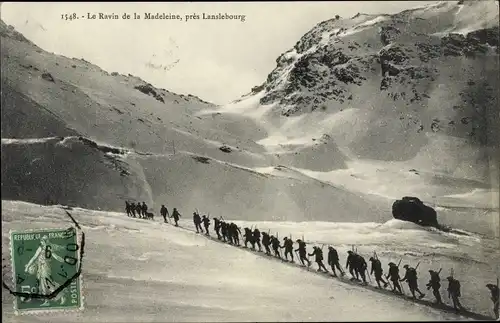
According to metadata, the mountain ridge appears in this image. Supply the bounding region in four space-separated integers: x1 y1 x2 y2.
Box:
1 2 498 237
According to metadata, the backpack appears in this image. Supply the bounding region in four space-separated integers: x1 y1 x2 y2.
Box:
329 249 338 261
408 268 417 280
390 266 399 278
455 280 461 297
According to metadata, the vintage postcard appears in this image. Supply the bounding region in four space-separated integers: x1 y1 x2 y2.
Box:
1 1 498 322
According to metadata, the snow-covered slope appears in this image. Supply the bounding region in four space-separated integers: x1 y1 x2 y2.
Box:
0 19 267 164
2 201 498 321
1 136 154 210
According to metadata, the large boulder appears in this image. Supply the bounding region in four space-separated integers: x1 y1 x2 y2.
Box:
392 196 438 227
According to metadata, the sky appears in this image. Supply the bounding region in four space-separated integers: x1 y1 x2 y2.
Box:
1 1 439 105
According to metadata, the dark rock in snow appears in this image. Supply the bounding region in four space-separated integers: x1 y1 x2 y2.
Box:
392 196 439 227
134 84 165 103
219 145 232 153
41 72 55 82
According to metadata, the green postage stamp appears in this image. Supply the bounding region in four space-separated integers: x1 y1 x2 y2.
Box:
9 227 84 314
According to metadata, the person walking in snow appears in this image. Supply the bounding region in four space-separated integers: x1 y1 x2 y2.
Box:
214 217 222 239
296 239 311 267
400 265 425 299
327 246 344 277
135 203 142 219
346 251 359 281
221 221 228 242
355 253 368 284
447 276 464 312
369 257 388 288
202 215 210 236
125 201 131 217
486 283 499 319
160 204 169 223
170 208 181 226
130 202 136 217
270 235 281 258
193 212 203 233
386 262 403 294
280 237 294 262
262 232 272 255
426 269 443 305
226 222 234 244
230 223 241 245
141 202 148 218
243 227 253 248
309 246 328 273
253 228 262 252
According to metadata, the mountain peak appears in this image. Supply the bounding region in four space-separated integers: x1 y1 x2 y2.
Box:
250 0 498 118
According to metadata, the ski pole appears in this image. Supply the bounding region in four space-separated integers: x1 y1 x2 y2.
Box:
400 281 406 294
415 261 421 270
496 277 499 317
396 258 405 293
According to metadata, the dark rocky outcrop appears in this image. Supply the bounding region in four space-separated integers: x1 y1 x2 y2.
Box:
41 72 55 82
134 84 165 103
392 196 439 227
219 145 232 153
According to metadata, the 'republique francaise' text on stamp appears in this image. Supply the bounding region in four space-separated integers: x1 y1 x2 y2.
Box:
10 227 84 314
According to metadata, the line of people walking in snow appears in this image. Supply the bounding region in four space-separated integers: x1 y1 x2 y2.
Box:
190 211 497 316
125 201 154 220
123 203 499 319
125 201 182 224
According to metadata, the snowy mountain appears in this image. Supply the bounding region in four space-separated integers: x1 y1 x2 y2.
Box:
204 0 499 235
233 0 499 184
1 1 499 238
1 3 500 321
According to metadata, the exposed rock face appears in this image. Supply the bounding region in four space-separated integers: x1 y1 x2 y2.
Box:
392 196 439 227
250 1 499 149
134 84 165 103
242 0 499 178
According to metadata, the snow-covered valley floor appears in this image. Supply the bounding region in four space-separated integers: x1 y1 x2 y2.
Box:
2 200 498 321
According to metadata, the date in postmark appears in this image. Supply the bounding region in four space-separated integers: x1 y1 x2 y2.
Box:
8 226 84 314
